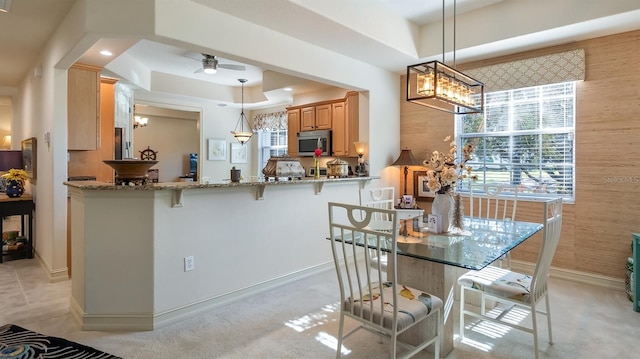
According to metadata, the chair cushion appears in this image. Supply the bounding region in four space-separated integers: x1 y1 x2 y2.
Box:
345 282 443 331
458 266 533 303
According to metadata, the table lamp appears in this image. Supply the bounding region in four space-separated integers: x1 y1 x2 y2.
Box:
391 148 420 195
353 141 367 176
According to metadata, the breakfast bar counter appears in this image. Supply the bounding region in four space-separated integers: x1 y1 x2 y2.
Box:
65 176 378 331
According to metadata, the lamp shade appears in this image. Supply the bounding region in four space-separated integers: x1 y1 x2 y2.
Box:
391 149 420 167
0 150 23 171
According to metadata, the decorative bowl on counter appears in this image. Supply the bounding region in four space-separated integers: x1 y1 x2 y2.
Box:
103 159 158 185
262 156 305 181
327 158 350 178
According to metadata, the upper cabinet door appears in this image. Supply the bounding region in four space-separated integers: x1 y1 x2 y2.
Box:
68 64 101 150
300 106 316 131
315 104 332 130
287 109 300 156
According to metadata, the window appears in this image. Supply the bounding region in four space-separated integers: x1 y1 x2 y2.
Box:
456 82 575 200
258 129 288 173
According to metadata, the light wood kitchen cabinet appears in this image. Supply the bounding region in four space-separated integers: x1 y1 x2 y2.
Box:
68 63 101 150
68 77 117 182
287 91 360 156
331 92 359 157
287 108 300 156
300 104 332 131
300 106 315 131
315 104 332 130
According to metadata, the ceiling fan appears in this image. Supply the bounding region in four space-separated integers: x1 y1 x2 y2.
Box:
190 53 246 74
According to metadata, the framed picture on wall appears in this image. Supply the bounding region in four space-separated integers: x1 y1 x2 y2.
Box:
230 143 248 164
413 170 435 200
21 137 36 179
207 139 226 161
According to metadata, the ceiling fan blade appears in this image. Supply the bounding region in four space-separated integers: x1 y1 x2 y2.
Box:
218 64 246 71
183 51 204 62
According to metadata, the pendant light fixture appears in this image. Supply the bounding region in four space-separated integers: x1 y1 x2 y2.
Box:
406 0 484 114
231 78 253 145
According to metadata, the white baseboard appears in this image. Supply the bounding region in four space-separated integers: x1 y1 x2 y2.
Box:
73 262 335 331
510 260 625 291
35 253 69 283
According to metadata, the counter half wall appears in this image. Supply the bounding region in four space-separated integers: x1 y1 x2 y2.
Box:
66 178 376 330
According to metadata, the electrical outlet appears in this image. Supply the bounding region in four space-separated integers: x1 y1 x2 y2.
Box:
184 256 195 271
202 176 211 184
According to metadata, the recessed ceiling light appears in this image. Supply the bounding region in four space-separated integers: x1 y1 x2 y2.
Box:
100 50 113 56
217 103 227 107
283 87 293 92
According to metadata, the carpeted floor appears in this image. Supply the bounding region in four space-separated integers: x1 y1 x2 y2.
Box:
2 259 639 358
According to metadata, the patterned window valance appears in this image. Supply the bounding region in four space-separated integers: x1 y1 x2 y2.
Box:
253 111 288 132
464 49 585 92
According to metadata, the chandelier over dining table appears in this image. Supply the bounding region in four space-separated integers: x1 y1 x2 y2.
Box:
406 0 484 114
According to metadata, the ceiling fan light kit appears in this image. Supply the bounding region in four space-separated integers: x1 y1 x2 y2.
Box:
202 55 217 74
406 0 484 115
231 79 253 145
195 54 246 74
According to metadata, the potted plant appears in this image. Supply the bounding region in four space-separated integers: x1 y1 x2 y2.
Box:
2 168 28 198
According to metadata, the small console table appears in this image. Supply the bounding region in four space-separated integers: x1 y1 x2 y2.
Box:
0 194 35 263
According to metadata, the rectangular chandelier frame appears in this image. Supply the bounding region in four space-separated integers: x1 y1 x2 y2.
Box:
407 60 484 114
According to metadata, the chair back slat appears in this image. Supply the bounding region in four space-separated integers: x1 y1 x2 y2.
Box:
360 187 395 221
328 202 399 331
469 184 519 221
530 198 563 302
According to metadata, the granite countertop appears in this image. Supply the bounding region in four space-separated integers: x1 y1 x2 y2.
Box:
64 176 378 191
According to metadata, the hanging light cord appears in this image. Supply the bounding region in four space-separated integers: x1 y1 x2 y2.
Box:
240 80 245 131
442 0 445 64
453 0 457 68
442 0 458 68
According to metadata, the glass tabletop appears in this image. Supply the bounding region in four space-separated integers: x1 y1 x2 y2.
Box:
335 217 543 271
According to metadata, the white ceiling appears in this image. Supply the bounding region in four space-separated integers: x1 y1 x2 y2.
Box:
1 0 640 110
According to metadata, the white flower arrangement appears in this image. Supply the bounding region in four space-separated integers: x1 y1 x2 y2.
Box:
423 135 475 194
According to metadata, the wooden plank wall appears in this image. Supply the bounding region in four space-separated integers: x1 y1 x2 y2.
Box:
400 30 640 280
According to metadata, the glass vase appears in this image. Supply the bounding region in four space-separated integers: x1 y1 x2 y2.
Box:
314 157 320 179
432 192 453 232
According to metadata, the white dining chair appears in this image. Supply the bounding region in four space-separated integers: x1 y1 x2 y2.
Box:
469 184 519 268
458 197 563 359
359 187 396 273
328 202 442 359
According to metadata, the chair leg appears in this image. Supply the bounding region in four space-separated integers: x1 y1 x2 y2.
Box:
531 304 539 359
459 286 465 340
336 314 345 359
545 292 553 344
390 334 397 359
435 308 441 358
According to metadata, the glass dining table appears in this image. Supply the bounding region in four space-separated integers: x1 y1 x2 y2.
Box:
343 216 544 357
393 217 543 270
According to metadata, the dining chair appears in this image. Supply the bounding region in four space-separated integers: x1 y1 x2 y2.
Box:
328 202 442 359
468 184 519 268
458 197 563 359
359 187 396 273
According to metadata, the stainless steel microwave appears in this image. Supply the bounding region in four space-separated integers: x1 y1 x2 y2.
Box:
297 130 331 157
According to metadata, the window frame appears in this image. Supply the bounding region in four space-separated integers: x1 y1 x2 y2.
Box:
257 129 288 176
455 81 576 202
